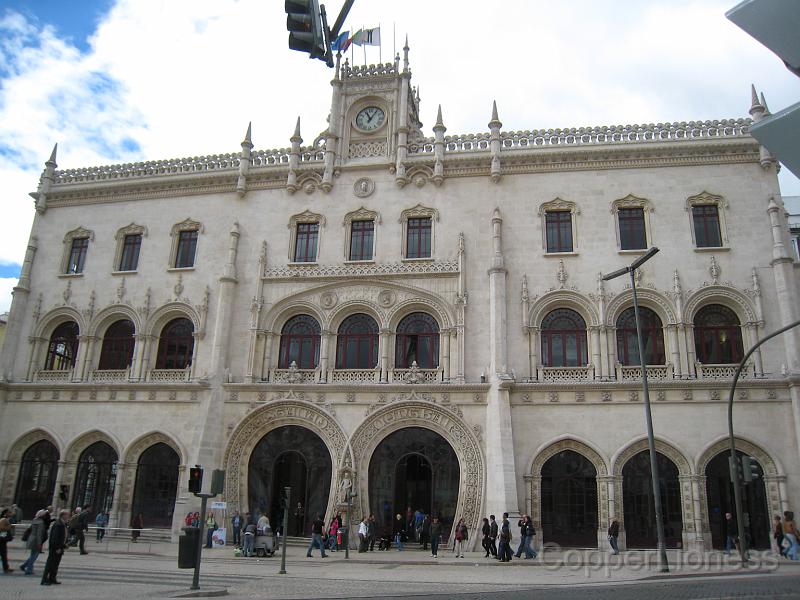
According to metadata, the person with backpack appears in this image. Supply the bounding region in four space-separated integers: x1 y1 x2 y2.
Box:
20 510 47 575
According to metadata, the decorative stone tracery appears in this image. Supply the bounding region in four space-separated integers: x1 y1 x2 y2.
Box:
0 429 62 508
349 401 484 546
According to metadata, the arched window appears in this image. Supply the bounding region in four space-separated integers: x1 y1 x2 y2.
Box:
395 312 439 368
155 318 194 369
278 315 321 369
131 443 179 528
98 319 136 370
45 321 80 370
73 442 118 515
615 307 665 366
541 309 588 367
335 314 378 369
15 439 59 519
693 304 744 364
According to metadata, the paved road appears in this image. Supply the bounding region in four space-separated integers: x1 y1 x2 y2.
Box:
3 542 800 600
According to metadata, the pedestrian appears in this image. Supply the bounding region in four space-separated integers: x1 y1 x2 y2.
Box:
481 517 492 557
293 502 305 537
723 512 737 555
783 511 799 560
498 512 513 562
131 512 144 542
453 517 468 558
420 513 430 551
242 514 256 557
69 507 89 555
205 512 217 548
41 509 69 585
358 516 368 552
774 514 785 557
414 508 424 542
231 511 242 547
393 513 405 551
430 515 442 558
95 511 108 542
405 506 414 536
328 515 340 552
20 509 47 575
10 504 22 525
608 518 620 555
185 512 194 528
0 517 13 573
489 515 498 558
367 514 376 551
42 507 53 533
306 514 327 558
191 512 200 528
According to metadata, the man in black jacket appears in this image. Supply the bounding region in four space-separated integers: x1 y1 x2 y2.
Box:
489 515 498 558
498 513 513 562
41 509 70 585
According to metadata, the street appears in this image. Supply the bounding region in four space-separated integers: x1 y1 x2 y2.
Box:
2 541 800 600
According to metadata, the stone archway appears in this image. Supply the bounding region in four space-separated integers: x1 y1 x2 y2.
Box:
349 402 484 548
528 438 609 548
1 429 62 514
697 437 781 550
613 438 695 550
223 401 347 524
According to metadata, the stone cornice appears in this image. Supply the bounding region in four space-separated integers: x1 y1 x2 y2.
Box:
262 259 459 281
221 382 490 394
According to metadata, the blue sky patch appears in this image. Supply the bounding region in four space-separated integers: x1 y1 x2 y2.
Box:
0 263 21 279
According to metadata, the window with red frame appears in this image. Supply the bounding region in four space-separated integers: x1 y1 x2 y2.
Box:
45 321 80 370
693 304 743 364
406 217 432 258
615 307 665 366
294 222 319 262
692 205 722 248
278 314 321 369
545 211 573 253
155 318 194 369
540 308 587 367
335 313 378 369
349 220 374 261
98 319 136 370
395 312 440 368
618 208 647 250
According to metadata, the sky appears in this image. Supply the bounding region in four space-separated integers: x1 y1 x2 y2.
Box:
0 0 799 315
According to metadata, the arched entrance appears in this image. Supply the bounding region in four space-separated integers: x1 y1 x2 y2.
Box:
705 451 769 550
541 450 598 547
622 451 683 548
73 441 118 515
248 425 332 536
131 443 179 528
368 427 459 536
15 439 59 519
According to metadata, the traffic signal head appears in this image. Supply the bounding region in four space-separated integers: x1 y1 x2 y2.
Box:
189 466 203 494
741 455 760 483
285 0 326 62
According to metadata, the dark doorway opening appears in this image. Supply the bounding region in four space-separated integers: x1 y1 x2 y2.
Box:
131 442 179 528
73 441 118 517
248 425 332 536
622 450 683 548
705 450 769 550
15 439 59 519
368 427 459 540
541 450 598 547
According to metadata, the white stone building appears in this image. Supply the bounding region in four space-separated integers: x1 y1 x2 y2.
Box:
1 48 799 552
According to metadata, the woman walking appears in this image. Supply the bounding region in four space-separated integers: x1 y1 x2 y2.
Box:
0 517 13 573
481 517 492 557
131 513 144 542
783 511 798 560
608 519 620 555
774 515 785 557
328 515 340 552
453 518 468 558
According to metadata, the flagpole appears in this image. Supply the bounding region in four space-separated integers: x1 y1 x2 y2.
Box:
393 22 396 62
362 24 366 66
378 22 382 64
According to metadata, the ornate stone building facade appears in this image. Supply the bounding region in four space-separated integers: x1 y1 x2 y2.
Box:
1 47 799 552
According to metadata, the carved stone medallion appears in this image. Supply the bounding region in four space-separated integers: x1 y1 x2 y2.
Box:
353 177 375 198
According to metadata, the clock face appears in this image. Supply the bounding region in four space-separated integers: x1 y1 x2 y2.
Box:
355 106 385 131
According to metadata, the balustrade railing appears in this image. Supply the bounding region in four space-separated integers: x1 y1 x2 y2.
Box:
272 368 317 384
147 368 191 382
695 362 754 379
90 369 130 383
35 369 72 382
616 364 673 381
538 366 594 382
328 369 381 384
390 367 442 384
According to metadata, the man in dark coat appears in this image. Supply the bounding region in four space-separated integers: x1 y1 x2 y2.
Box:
489 515 498 558
41 509 70 585
498 512 513 562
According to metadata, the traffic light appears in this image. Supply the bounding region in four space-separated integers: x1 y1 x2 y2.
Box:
285 0 327 63
741 455 760 484
729 455 743 484
189 466 203 494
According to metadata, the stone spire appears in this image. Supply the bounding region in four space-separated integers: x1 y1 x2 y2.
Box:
403 35 410 73
749 84 764 119
488 101 502 183
748 85 776 169
287 117 302 194
432 105 446 185
236 122 253 197
760 92 771 116
31 144 58 214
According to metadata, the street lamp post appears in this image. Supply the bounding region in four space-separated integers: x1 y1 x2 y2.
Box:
603 247 668 573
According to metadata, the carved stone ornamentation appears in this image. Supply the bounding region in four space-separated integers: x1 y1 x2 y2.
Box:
353 177 375 198
377 289 396 308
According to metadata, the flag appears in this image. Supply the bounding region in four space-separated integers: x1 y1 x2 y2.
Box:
353 27 380 46
331 31 350 52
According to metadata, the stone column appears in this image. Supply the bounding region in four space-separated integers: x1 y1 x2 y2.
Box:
80 335 99 381
528 326 540 381
590 326 602 378
317 330 331 382
108 463 126 529
0 235 37 381
51 460 67 509
379 329 390 383
262 332 275 382
606 328 618 379
684 324 697 376
26 336 45 381
136 335 156 381
441 328 451 382
690 474 709 550
72 335 93 382
667 324 682 377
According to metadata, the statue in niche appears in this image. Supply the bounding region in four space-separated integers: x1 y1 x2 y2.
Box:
338 472 353 503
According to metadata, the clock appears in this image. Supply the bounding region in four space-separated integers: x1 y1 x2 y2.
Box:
355 106 385 132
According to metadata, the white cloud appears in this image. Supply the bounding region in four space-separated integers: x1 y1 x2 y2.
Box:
0 0 799 314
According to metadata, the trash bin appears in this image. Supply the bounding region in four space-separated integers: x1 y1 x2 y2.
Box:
178 526 200 569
